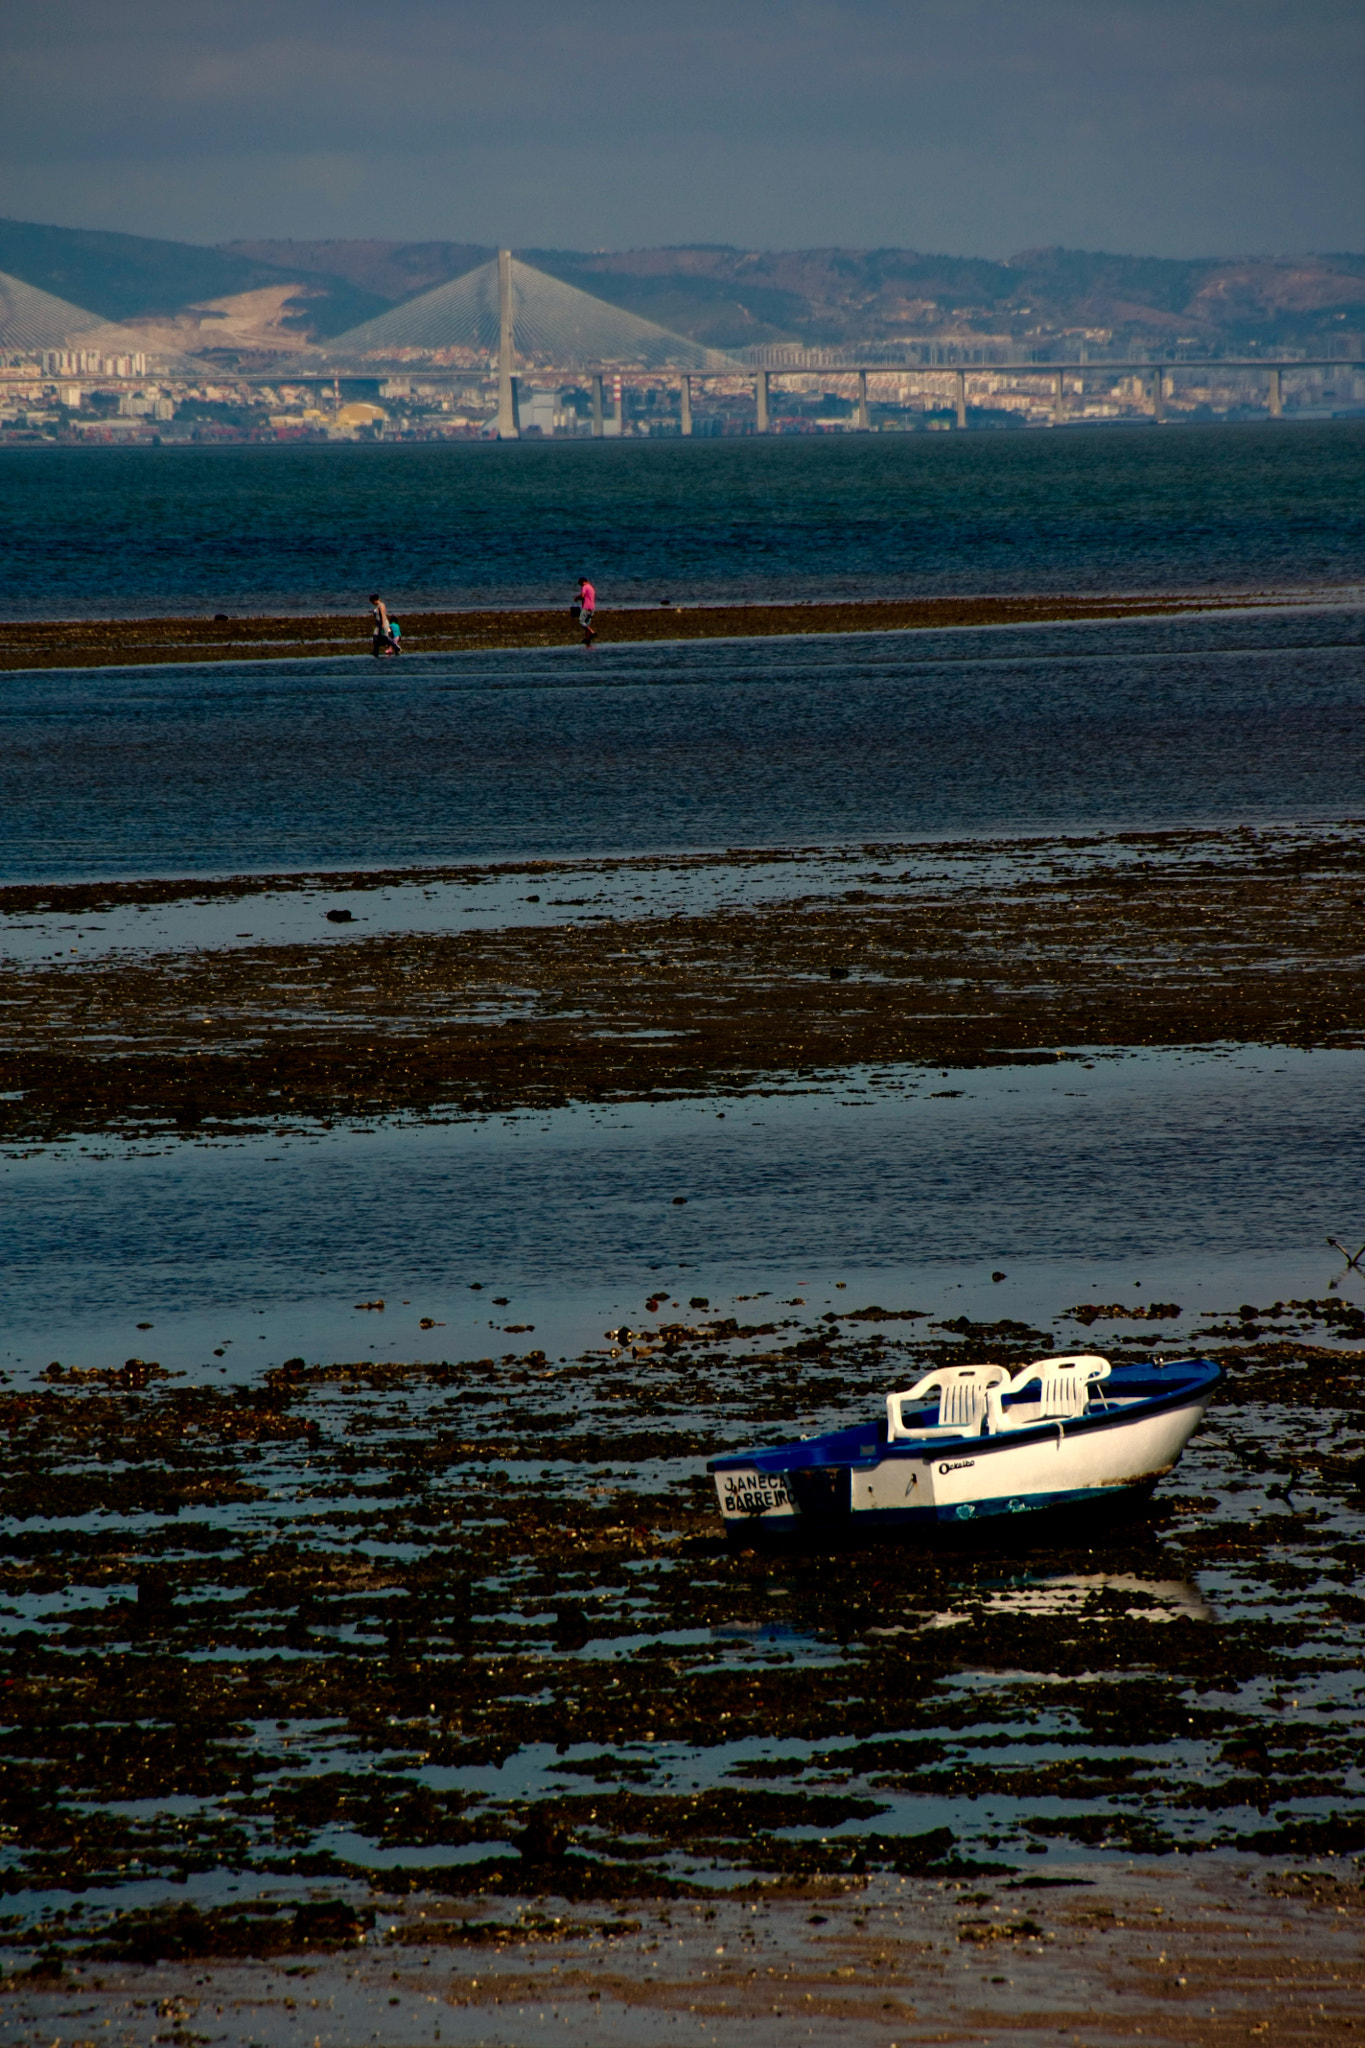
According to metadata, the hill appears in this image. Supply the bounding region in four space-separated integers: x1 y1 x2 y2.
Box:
217 239 1365 353
3 218 1363 361
0 218 389 341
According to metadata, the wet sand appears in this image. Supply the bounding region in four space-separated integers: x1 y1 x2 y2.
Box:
0 590 1322 671
3 824 1361 1145
3 1862 1361 2044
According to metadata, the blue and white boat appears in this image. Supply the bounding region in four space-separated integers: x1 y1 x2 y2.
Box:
709 1353 1221 1542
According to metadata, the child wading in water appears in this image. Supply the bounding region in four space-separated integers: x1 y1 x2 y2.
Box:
369 595 401 657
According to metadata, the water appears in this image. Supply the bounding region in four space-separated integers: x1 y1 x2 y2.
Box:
0 432 1362 1946
2 607 1363 880
3 1049 1362 1384
2 421 1363 619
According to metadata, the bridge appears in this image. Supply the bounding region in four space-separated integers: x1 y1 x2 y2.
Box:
274 252 1365 434
740 355 1365 430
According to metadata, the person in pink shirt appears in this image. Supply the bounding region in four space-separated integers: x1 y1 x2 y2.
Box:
575 575 596 645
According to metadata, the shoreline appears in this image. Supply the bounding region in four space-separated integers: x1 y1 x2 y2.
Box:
0 588 1343 672
4 1860 1361 2042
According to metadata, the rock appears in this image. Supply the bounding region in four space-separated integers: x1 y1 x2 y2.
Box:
553 1603 592 1650
137 1571 172 1614
325 909 354 923
517 1812 572 1865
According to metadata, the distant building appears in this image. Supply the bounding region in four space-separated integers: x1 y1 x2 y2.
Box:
332 401 387 432
520 388 559 434
46 349 147 377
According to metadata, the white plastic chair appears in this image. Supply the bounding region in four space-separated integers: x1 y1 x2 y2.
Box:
887 1364 1012 1441
1002 1354 1111 1423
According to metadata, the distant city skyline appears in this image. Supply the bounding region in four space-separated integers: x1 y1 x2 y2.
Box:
1 0 1361 259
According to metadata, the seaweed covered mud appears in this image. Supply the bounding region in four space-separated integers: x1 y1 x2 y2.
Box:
0 1292 1361 2020
2 821 1363 1146
0 588 1296 672
1 813 1363 2036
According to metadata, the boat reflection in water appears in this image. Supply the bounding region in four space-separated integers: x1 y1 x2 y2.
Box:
888 1572 1217 1632
710 1353 1221 1546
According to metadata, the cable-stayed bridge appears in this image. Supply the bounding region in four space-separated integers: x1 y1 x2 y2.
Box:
304 252 734 374
289 251 736 435
0 268 202 375
9 247 1353 436
281 254 1364 434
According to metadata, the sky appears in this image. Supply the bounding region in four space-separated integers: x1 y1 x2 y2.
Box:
1 0 1362 258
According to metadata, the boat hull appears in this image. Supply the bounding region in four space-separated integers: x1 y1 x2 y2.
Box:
711 1362 1219 1546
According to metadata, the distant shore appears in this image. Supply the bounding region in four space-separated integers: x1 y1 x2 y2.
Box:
0 589 1328 672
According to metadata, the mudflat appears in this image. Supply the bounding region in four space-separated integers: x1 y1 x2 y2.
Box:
0 590 1311 670
4 1863 1361 2044
3 824 1361 1145
0 1287 1362 2025
2 826 1363 2023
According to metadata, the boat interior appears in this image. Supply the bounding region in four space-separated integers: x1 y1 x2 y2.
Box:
885 1354 1144 1442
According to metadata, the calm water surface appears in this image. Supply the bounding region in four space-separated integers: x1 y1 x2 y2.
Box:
1 422 1363 618
2 607 1362 879
3 1049 1362 1384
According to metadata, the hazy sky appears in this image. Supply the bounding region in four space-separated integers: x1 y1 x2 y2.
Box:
2 0 1362 256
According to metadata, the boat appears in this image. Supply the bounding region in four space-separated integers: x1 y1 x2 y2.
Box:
709 1352 1221 1543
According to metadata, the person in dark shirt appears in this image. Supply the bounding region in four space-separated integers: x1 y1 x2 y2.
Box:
369 594 400 658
